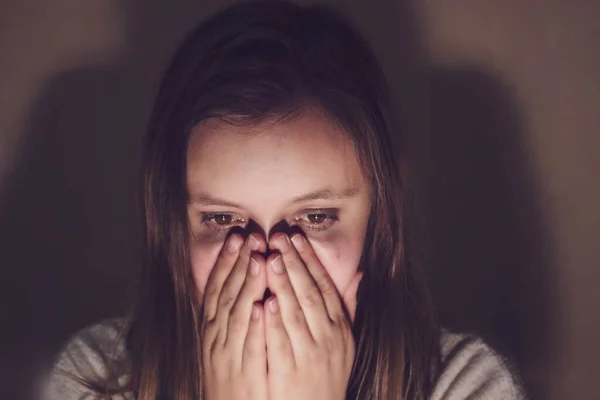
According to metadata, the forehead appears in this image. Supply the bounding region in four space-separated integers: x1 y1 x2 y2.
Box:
186 112 367 205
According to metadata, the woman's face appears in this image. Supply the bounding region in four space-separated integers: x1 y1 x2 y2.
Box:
186 110 372 303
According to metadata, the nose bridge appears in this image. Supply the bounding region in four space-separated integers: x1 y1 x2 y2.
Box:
243 219 305 259
246 219 292 240
234 194 307 243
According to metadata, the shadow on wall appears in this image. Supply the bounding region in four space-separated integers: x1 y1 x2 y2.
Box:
0 0 557 399
0 67 141 400
0 2 230 399
328 1 559 398
413 67 560 400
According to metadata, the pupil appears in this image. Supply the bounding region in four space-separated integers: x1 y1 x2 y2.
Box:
309 213 326 224
216 214 232 225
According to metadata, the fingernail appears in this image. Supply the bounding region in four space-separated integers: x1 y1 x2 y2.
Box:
252 305 260 320
291 234 305 251
275 234 290 252
269 298 279 313
270 255 284 274
250 257 260 276
227 235 243 253
248 234 260 251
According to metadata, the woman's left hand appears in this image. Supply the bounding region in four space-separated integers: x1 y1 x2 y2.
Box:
264 233 363 400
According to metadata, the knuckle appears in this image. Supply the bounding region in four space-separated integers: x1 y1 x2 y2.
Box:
204 286 220 306
219 293 236 311
317 276 335 295
338 317 351 333
206 284 220 297
202 332 221 360
332 319 347 335
290 306 305 327
277 275 293 292
318 334 338 357
301 286 322 307
284 258 300 271
201 319 219 338
228 307 245 332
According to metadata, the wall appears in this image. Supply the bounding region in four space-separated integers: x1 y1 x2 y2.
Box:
0 1 597 399
417 2 600 398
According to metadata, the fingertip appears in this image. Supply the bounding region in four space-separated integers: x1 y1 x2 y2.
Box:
264 300 282 352
226 233 244 253
265 253 283 280
249 256 262 277
265 252 280 265
267 297 279 314
290 233 306 251
270 255 284 275
247 233 261 251
264 297 281 329
268 233 290 253
258 236 269 253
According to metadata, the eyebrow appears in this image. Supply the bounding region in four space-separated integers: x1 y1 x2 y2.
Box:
189 186 360 208
290 186 360 203
189 195 244 209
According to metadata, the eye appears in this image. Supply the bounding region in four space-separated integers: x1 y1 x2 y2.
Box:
201 213 246 233
294 210 339 232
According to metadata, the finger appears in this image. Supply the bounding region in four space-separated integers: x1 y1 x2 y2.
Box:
342 271 363 323
289 233 345 320
265 297 295 372
266 253 314 348
242 303 267 374
202 233 245 322
215 235 262 331
226 254 267 357
270 233 341 329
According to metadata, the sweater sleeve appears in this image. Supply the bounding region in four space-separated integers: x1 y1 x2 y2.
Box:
41 319 133 400
430 332 527 400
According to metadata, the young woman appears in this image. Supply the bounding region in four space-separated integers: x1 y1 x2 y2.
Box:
44 1 525 399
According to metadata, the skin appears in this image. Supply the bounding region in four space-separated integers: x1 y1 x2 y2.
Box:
186 110 372 399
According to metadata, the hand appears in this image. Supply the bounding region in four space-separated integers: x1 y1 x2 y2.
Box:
200 233 269 400
264 233 363 400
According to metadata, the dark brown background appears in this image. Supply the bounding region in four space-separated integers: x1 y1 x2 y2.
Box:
1 1 598 399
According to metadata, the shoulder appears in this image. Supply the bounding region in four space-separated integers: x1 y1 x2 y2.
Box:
41 318 133 400
430 330 527 400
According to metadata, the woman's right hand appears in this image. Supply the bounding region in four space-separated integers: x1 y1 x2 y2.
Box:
200 233 269 400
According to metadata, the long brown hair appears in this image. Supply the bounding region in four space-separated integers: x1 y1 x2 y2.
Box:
123 1 440 398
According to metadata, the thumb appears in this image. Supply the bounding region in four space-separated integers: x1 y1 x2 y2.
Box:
342 271 363 323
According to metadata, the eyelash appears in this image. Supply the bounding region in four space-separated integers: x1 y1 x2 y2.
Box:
200 210 339 234
200 213 246 234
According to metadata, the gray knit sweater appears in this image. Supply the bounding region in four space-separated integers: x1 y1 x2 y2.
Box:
41 319 526 399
